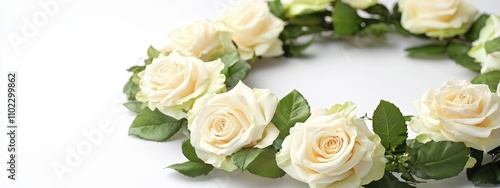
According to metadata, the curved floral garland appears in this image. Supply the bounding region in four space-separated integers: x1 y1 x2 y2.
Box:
123 0 500 187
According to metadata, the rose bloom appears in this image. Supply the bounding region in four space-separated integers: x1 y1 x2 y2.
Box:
468 15 500 74
281 0 335 17
342 0 377 10
276 102 386 188
188 81 279 170
138 51 225 119
163 20 235 61
410 80 500 152
398 0 477 39
219 0 285 60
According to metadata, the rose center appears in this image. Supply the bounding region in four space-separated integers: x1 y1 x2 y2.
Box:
452 91 472 105
313 132 348 162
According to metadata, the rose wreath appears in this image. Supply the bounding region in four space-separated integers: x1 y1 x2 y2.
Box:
122 0 500 187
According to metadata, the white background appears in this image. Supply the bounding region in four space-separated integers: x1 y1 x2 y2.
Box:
1 0 499 187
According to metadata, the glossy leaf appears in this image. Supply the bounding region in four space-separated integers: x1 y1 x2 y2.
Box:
272 90 311 139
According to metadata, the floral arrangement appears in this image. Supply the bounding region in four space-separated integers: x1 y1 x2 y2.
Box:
122 0 500 187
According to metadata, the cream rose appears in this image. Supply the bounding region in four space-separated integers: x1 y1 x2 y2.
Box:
163 20 235 61
139 51 226 119
468 15 500 74
276 102 386 188
281 0 335 17
188 81 279 170
342 0 377 10
410 80 500 152
398 0 477 39
219 0 285 60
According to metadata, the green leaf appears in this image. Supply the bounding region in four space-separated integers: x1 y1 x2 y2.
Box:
409 141 469 180
360 23 393 37
123 101 145 113
123 79 140 101
221 52 239 69
282 25 304 39
405 44 448 56
288 12 325 27
372 100 407 149
268 0 285 20
393 21 412 36
365 172 416 188
128 108 186 141
221 52 240 75
453 54 482 72
289 37 315 57
446 42 471 59
127 65 145 73
246 148 286 178
365 4 390 20
168 161 213 177
272 90 311 139
471 71 500 93
446 42 482 72
391 4 411 37
467 159 500 185
231 148 265 170
181 123 190 138
332 3 362 37
182 140 203 163
466 14 489 42
485 37 500 54
225 60 251 88
147 45 160 59
272 138 284 150
403 115 413 122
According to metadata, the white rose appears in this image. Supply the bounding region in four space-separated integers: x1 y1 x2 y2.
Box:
342 0 377 10
398 0 477 39
276 102 386 188
139 51 226 119
219 0 285 60
188 81 279 170
468 15 500 74
281 0 335 17
410 80 500 152
163 20 235 61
